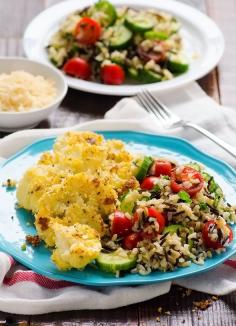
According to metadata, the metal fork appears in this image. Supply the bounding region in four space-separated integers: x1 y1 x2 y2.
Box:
136 90 236 159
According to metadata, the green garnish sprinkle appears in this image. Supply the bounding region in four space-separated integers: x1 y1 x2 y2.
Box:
178 190 192 203
199 202 208 210
21 243 26 251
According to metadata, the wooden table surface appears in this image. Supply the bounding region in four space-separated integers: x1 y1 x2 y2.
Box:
0 0 236 325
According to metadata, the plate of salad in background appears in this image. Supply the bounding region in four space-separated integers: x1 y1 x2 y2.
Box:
23 0 224 95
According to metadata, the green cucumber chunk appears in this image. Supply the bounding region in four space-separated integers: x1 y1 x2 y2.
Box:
106 25 133 49
96 248 137 273
145 30 169 40
167 54 189 74
136 156 154 181
127 67 139 79
125 12 155 32
139 69 162 83
94 0 117 26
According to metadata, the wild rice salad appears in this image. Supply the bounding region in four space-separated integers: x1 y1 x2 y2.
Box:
99 157 235 276
47 0 188 85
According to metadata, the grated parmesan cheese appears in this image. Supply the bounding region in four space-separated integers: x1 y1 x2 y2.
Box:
0 71 57 112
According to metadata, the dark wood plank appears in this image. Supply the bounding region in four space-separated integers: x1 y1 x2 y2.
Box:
138 286 236 326
206 0 236 107
30 304 138 325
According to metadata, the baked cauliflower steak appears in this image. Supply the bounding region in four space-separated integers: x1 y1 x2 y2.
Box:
16 131 139 271
51 223 101 270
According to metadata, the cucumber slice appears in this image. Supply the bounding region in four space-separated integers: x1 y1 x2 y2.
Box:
136 156 154 181
127 67 139 79
144 30 169 41
96 248 137 273
167 54 189 74
94 0 117 27
139 69 162 83
125 12 155 32
106 25 133 50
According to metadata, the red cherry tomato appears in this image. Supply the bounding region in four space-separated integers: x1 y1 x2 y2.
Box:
100 64 125 85
140 176 159 190
111 211 132 236
123 232 141 250
152 160 172 177
170 166 204 197
147 207 166 233
63 58 91 79
141 207 166 240
75 17 101 45
202 220 233 249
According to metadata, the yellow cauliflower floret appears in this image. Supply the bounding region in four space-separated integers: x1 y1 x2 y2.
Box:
16 165 66 213
51 223 101 270
52 131 107 174
35 172 117 246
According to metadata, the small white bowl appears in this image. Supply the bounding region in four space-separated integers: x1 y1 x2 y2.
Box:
0 57 68 132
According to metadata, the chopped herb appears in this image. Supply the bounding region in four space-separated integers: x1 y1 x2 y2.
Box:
178 191 192 203
199 202 208 211
162 176 170 180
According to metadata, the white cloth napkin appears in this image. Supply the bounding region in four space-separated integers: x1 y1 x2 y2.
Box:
0 82 236 315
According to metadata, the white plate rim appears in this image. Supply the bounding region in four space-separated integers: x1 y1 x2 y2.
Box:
23 0 225 96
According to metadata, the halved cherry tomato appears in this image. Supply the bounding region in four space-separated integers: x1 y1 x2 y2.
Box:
140 176 159 190
141 207 166 240
123 232 141 250
63 58 91 79
152 160 172 177
75 17 101 45
100 64 125 85
202 220 233 249
170 166 204 197
111 210 132 236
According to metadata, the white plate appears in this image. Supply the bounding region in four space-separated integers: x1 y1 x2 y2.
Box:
23 0 224 96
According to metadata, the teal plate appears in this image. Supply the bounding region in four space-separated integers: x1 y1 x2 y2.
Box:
0 131 236 286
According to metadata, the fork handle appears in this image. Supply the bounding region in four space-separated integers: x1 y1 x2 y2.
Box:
185 122 236 159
